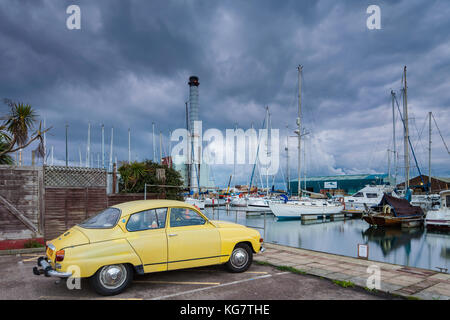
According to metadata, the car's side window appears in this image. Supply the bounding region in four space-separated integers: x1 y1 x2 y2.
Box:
155 208 167 228
127 209 166 232
170 207 206 227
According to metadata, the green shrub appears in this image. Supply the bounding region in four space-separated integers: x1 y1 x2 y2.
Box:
23 240 44 248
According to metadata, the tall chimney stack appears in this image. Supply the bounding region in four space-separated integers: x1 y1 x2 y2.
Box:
188 76 200 193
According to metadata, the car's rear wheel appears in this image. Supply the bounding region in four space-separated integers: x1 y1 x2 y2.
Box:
89 264 133 296
225 243 253 273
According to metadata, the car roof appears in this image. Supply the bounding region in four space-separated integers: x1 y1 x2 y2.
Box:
111 199 197 217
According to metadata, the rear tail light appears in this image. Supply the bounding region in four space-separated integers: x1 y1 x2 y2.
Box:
259 238 264 243
55 250 65 262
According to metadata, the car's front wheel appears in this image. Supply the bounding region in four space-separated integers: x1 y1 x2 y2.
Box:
225 243 253 273
89 264 133 296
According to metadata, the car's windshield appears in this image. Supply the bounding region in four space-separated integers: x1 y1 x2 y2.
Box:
79 207 121 229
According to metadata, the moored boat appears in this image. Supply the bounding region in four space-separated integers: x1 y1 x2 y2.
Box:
269 199 344 219
426 190 450 230
184 197 205 209
230 195 248 207
204 197 226 207
362 193 425 227
344 185 399 213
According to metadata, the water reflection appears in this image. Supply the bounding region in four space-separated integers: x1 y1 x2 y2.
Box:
362 227 423 256
202 207 450 272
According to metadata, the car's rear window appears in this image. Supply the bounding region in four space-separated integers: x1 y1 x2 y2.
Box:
79 208 121 229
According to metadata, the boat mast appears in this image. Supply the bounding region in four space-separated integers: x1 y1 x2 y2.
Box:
86 122 91 168
266 106 269 197
233 122 237 190
109 127 114 172
128 128 131 164
152 122 156 162
285 124 290 194
403 66 410 190
159 131 163 164
65 124 69 167
297 65 303 198
101 124 105 169
428 111 432 193
391 91 397 185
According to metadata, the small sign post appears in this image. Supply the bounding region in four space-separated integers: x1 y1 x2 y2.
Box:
358 244 369 260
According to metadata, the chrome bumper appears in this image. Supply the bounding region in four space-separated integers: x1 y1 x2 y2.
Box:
260 246 266 253
33 257 72 278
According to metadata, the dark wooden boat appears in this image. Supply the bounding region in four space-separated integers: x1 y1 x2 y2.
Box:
362 193 425 227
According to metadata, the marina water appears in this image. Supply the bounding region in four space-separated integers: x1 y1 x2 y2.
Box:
203 206 450 273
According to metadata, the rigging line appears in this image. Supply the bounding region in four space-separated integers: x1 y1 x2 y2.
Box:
412 114 429 166
248 111 268 192
393 94 426 186
431 112 450 156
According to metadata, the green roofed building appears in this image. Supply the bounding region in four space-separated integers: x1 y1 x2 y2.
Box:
289 174 394 196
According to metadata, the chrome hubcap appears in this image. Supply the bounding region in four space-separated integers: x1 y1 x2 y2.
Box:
99 265 127 289
230 248 248 269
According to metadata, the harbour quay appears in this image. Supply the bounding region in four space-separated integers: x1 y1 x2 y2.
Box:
255 242 450 300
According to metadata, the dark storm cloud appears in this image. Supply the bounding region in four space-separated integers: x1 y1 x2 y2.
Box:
0 0 448 185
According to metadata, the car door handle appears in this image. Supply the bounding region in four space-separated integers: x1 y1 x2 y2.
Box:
168 233 178 237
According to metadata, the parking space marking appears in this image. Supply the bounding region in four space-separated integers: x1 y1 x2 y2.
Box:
21 256 41 262
245 271 268 274
134 280 221 285
38 295 143 300
151 272 290 300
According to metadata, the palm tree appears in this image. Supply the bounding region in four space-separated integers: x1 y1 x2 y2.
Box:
0 98 50 161
118 161 148 192
0 137 13 164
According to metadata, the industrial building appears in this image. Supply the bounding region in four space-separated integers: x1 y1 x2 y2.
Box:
397 175 450 194
289 174 394 196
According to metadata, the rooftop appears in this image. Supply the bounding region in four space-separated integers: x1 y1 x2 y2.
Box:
290 174 389 182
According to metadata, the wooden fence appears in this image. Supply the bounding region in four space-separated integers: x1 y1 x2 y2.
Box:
0 166 43 243
0 165 170 244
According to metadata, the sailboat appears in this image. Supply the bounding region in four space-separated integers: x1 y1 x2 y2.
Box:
361 67 427 228
425 190 450 229
247 106 284 208
269 65 343 219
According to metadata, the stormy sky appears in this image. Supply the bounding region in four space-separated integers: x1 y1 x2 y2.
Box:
1 0 449 187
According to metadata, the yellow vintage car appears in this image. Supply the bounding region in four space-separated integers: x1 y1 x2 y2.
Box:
33 200 264 295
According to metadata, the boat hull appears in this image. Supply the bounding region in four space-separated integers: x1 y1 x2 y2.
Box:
425 208 450 229
230 198 248 207
184 198 205 209
362 214 424 227
269 202 344 219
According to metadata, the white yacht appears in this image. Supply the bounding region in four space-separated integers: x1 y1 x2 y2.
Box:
269 198 344 219
204 197 226 207
247 196 283 208
247 196 270 208
410 194 441 212
230 196 248 207
343 185 399 213
184 197 205 209
426 190 450 229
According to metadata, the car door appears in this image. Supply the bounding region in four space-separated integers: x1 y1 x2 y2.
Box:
167 207 221 270
125 208 168 273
